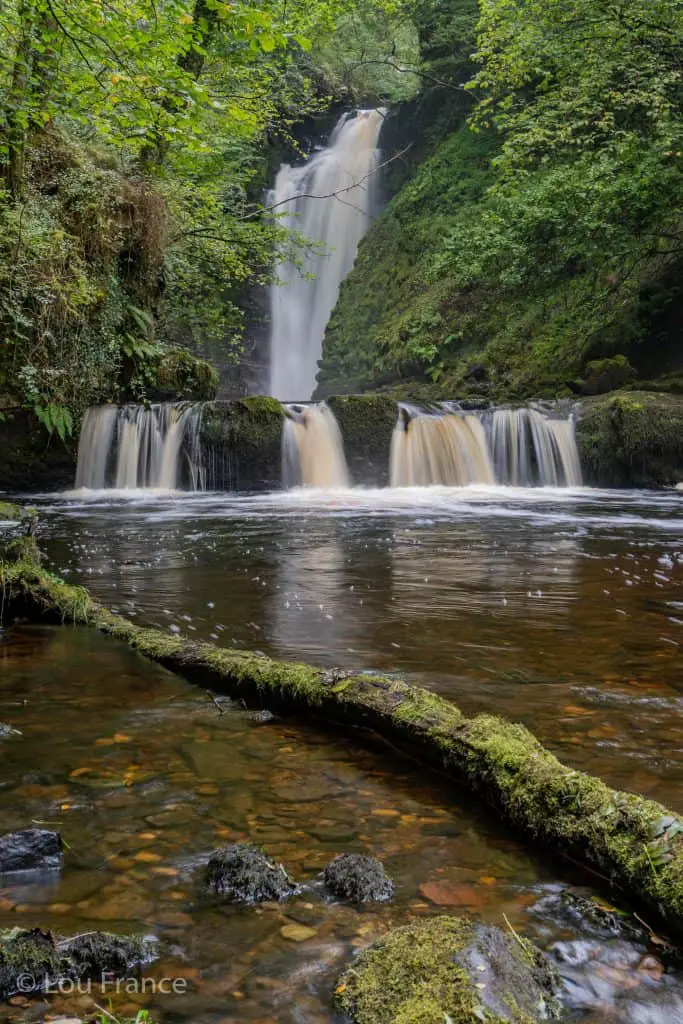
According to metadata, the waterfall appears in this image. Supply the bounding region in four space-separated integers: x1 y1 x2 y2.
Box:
269 109 385 401
390 409 495 487
281 403 350 488
75 403 204 490
390 404 582 488
489 408 583 487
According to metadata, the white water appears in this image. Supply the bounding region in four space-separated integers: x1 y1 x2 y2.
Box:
269 109 385 401
75 404 204 490
390 405 582 488
281 403 349 488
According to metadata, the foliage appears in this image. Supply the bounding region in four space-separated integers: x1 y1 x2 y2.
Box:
320 0 683 399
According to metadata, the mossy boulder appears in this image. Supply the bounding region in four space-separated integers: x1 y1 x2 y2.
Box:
576 355 637 396
60 931 149 980
325 395 397 486
323 854 395 903
335 916 560 1024
147 348 219 402
0 928 151 999
198 397 284 490
576 391 683 487
204 843 297 902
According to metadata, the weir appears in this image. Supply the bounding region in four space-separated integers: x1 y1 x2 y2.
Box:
390 403 582 488
75 403 204 490
281 402 350 488
268 109 385 402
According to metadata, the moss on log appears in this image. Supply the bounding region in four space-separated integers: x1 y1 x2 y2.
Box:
3 553 683 938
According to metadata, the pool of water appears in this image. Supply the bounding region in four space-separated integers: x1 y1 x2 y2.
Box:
0 484 682 1021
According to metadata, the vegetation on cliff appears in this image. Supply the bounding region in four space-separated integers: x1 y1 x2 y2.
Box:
0 0 414 446
319 0 683 401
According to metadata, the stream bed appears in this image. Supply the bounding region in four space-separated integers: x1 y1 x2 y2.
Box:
1 484 682 1022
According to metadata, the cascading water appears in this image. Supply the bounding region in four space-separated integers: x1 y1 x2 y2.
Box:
390 408 495 487
489 408 583 487
75 403 204 490
390 404 582 488
269 109 385 401
281 403 350 488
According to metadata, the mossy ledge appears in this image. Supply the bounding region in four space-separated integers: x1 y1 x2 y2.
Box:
4 549 683 939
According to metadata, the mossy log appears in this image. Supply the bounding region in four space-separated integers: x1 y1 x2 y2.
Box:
3 553 683 938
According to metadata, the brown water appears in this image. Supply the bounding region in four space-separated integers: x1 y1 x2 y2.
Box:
1 484 682 1022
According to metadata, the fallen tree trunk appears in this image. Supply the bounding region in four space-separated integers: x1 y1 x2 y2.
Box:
3 544 683 938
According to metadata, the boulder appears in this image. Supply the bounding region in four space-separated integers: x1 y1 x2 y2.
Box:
335 916 561 1024
0 928 61 998
323 853 394 903
204 843 296 903
0 829 61 874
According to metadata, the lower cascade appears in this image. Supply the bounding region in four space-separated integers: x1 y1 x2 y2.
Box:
281 402 350 488
75 403 204 490
390 404 582 488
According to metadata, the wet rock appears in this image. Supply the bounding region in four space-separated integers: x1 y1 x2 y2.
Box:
60 932 150 980
204 844 296 903
0 929 61 998
0 724 20 739
533 889 645 944
0 829 61 874
335 916 561 1024
323 854 394 903
280 923 317 942
0 928 153 1000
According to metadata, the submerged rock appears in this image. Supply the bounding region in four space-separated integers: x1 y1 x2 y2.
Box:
204 843 296 903
323 854 394 903
0 829 61 874
335 916 561 1024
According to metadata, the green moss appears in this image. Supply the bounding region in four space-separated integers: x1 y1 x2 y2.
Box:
325 395 397 485
335 916 553 1024
576 390 683 486
148 348 219 401
0 502 24 521
199 397 284 490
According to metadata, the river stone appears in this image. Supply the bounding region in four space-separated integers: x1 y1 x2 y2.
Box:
60 932 150 980
323 854 394 903
0 929 61 999
0 724 20 739
204 844 296 903
0 829 61 874
335 916 561 1024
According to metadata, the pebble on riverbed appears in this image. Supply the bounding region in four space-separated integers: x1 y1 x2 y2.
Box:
0 829 62 874
204 843 297 903
323 854 395 903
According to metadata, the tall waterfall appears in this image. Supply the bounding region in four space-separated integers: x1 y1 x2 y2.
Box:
390 405 582 488
75 404 204 490
269 109 385 402
281 403 350 488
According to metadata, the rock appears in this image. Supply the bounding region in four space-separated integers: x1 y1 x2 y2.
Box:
533 889 645 943
0 724 20 739
0 928 153 1000
323 854 394 903
577 355 637 396
0 829 61 874
0 929 61 999
335 916 561 1024
204 844 296 903
280 923 317 942
60 932 150 980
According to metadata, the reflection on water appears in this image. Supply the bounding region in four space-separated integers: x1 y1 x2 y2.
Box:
0 626 682 1023
34 486 683 808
